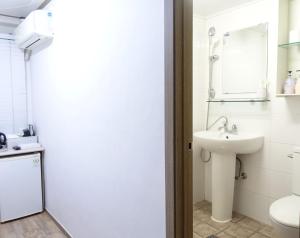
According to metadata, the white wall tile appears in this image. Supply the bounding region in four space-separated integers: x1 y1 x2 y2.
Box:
236 167 271 197
234 189 272 224
269 142 293 173
271 114 300 144
269 171 292 199
271 97 300 116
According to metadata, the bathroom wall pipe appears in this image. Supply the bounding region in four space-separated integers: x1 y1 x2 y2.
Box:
24 51 33 125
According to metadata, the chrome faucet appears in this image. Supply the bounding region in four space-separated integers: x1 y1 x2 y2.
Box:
231 124 238 133
208 116 238 134
208 116 228 130
218 119 229 132
219 123 238 134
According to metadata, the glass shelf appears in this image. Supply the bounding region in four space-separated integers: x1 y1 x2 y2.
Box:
276 93 300 97
278 41 300 48
207 99 270 103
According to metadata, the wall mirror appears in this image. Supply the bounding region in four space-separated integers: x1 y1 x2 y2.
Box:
213 23 269 101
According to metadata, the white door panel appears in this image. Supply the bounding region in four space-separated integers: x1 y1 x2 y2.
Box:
0 153 43 222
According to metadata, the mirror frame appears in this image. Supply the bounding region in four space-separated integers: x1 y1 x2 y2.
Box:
213 23 269 101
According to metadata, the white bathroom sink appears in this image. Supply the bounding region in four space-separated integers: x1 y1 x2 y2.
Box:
194 130 264 154
194 130 264 223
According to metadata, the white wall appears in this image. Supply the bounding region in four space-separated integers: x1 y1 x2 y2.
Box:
194 0 300 225
30 1 166 237
193 16 207 203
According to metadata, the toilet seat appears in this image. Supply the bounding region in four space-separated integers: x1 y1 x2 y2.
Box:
270 195 300 228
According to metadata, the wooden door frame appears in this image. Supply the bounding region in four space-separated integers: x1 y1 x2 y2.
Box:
165 0 193 237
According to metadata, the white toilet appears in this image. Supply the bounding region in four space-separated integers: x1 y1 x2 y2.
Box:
270 148 300 238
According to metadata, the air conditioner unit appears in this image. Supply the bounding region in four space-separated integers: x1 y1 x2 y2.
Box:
14 10 54 51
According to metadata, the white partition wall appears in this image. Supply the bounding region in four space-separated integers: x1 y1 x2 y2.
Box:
30 1 166 237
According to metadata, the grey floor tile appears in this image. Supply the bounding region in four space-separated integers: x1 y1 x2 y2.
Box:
194 209 211 225
258 225 274 237
232 211 245 223
249 233 270 238
193 232 203 238
237 217 263 231
216 231 236 238
194 223 218 237
223 223 255 238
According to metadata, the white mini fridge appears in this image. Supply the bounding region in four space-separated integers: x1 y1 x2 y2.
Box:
0 153 43 222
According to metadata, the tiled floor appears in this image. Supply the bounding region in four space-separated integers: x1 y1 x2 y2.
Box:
0 212 68 238
0 202 274 238
193 201 275 238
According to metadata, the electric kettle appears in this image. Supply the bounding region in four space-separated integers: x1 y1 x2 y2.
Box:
0 132 7 149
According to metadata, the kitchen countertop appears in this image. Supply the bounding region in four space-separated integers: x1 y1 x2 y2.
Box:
0 147 44 158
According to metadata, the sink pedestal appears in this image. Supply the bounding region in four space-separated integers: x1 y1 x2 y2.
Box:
211 152 236 223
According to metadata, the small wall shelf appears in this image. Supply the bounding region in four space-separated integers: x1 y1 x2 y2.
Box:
278 42 300 48
276 93 300 97
207 99 270 102
276 0 300 96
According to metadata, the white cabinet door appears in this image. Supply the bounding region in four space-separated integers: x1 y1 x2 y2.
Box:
0 153 43 222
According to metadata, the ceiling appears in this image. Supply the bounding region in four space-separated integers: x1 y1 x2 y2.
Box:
0 0 45 18
194 0 257 17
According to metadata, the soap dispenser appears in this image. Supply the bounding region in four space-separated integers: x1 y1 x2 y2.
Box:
295 70 300 94
283 71 296 94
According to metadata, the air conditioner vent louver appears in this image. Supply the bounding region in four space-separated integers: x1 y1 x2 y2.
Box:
24 38 41 49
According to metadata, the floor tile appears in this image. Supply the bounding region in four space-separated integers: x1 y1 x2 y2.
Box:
46 232 67 238
258 225 274 237
232 211 245 223
216 231 236 238
193 232 203 238
224 223 255 238
0 213 67 238
194 218 202 227
202 203 212 214
23 230 46 238
194 223 218 237
194 209 211 225
249 233 269 238
194 200 211 210
237 217 263 231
